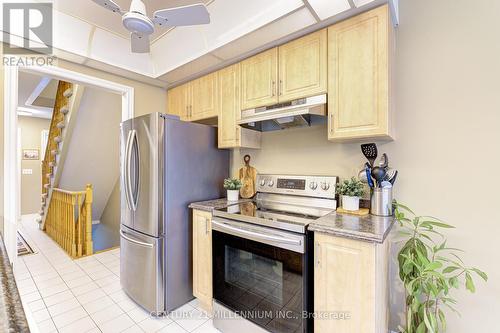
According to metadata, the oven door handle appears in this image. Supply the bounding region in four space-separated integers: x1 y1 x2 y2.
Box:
212 220 302 246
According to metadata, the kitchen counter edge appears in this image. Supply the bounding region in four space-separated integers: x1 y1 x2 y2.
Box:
189 198 253 212
308 212 396 243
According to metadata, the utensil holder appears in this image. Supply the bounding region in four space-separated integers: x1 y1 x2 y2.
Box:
370 188 393 216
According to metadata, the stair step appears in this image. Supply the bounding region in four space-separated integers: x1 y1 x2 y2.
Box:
44 183 50 189
38 209 44 215
49 161 56 167
63 89 73 98
46 173 52 178
35 217 41 224
56 121 65 129
60 106 69 115
51 149 59 156
54 136 62 143
41 193 48 198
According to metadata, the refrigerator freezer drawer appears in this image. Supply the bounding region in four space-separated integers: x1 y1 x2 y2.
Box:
120 227 164 313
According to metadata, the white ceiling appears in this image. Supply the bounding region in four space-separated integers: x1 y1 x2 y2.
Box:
54 0 212 41
6 0 397 88
18 72 58 119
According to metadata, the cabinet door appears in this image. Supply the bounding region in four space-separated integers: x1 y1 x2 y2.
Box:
192 209 213 312
328 5 392 140
314 233 375 333
167 84 190 121
191 72 218 121
218 64 241 148
241 47 278 110
278 29 327 102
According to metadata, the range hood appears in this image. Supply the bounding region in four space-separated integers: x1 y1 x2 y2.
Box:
238 94 327 132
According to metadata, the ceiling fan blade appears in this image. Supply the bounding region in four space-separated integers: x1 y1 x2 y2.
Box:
91 0 123 14
131 32 150 53
152 3 210 27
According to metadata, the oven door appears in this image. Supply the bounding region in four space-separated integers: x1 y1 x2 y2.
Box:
212 218 311 333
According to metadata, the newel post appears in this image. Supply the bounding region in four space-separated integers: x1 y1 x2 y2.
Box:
85 184 94 255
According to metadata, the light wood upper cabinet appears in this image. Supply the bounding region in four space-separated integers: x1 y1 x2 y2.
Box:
278 29 327 102
314 233 388 333
218 64 261 149
191 72 218 121
167 84 189 121
328 4 393 141
241 47 278 110
218 64 240 148
192 209 213 312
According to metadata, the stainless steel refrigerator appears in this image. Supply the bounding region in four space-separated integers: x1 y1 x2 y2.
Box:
119 113 229 314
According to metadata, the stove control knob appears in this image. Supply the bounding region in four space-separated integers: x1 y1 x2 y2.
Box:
309 182 318 190
260 179 266 187
321 182 330 191
268 180 274 187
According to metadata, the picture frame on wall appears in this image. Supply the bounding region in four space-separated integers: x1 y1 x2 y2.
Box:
22 149 39 160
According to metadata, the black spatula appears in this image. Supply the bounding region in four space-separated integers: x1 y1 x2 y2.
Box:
361 143 378 167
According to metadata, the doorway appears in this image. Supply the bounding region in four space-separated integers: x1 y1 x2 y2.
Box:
3 65 134 268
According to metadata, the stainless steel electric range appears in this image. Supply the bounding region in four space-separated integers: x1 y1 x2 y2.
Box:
211 174 338 333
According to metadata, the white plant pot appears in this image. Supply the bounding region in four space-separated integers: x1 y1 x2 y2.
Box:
342 195 360 211
227 190 239 202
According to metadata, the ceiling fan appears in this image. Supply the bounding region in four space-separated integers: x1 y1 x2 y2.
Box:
91 0 210 53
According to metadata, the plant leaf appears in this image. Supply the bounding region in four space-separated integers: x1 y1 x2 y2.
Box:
471 268 488 281
465 272 476 293
442 266 460 274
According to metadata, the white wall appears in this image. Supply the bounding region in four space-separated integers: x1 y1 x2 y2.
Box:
232 0 500 331
59 87 121 221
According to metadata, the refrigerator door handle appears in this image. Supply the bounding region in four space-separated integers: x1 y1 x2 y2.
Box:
126 130 137 211
124 130 133 210
130 129 140 210
120 230 154 248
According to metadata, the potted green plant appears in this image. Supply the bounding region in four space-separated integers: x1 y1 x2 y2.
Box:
336 177 365 211
224 178 242 201
395 202 487 333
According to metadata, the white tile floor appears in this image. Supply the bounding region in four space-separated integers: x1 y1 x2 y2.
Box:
15 215 221 333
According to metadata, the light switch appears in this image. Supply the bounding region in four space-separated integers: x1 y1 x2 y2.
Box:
22 169 33 175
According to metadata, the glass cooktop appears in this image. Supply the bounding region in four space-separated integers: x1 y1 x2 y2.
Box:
213 201 332 234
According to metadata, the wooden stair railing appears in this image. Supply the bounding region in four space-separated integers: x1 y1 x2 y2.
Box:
45 185 94 258
41 81 73 216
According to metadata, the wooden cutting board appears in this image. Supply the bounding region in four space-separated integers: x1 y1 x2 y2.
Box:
239 155 257 199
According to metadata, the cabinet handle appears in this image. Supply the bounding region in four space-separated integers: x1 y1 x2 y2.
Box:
315 242 321 267
272 81 276 96
279 80 283 96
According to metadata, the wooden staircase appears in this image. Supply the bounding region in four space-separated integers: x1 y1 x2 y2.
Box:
39 80 93 257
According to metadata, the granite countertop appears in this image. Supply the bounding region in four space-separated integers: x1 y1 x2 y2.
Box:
189 198 253 212
0 236 30 333
308 212 395 243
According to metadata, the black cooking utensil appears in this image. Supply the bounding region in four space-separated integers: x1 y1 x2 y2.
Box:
388 170 398 185
371 166 387 187
361 143 378 167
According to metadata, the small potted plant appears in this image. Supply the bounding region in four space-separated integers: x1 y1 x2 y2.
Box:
336 177 365 211
224 178 242 201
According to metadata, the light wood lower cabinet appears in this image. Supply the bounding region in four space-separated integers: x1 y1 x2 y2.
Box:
218 64 261 149
328 4 394 141
314 233 388 333
192 209 213 312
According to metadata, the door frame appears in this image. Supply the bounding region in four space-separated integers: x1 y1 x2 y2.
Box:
3 64 135 268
